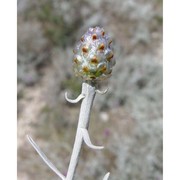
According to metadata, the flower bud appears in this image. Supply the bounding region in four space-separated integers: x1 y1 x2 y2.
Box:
73 27 115 81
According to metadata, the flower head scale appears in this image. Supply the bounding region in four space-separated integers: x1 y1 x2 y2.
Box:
73 27 115 81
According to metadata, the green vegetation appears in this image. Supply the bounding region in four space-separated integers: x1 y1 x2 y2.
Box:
61 77 82 97
25 1 82 47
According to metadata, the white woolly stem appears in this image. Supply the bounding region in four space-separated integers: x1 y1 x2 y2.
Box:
28 82 110 180
27 135 65 180
103 172 110 180
66 82 96 180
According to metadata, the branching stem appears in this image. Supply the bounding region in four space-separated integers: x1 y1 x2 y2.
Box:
27 82 110 180
66 83 96 180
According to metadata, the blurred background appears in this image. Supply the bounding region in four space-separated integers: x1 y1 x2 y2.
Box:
17 0 162 179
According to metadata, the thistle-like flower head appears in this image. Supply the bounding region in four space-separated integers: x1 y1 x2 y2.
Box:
73 27 115 81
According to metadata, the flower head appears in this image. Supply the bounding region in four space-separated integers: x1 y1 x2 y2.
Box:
73 27 115 81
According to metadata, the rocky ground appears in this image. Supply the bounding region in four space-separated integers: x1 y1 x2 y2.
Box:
17 0 162 179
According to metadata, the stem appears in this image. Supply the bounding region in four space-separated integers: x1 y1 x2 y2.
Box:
27 82 110 179
66 83 96 180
